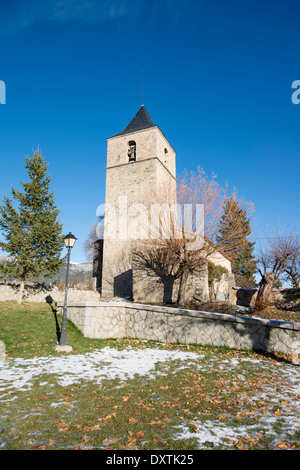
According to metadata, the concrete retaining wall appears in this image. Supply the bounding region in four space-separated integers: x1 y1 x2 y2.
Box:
56 301 300 360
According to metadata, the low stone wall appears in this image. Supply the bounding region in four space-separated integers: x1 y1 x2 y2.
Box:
0 283 100 303
56 301 300 360
271 288 300 311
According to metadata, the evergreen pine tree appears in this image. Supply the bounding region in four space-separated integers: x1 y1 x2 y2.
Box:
217 195 256 285
0 149 65 302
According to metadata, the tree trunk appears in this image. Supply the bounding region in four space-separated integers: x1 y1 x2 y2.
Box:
17 281 25 304
255 272 275 311
177 268 189 306
290 275 300 289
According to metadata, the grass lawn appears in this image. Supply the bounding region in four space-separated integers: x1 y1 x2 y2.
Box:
0 301 299 451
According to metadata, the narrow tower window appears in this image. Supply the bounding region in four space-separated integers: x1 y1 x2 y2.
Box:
164 148 168 164
128 141 136 162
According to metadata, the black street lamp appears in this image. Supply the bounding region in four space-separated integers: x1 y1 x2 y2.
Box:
59 232 77 349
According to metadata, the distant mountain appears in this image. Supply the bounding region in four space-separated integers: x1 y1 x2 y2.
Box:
0 255 94 286
47 262 94 285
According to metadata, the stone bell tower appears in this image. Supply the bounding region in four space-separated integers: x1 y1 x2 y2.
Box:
100 105 177 298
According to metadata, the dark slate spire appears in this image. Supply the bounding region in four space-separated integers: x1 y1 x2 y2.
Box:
110 105 156 138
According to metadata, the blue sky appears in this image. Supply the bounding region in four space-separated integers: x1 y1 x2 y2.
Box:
0 0 299 263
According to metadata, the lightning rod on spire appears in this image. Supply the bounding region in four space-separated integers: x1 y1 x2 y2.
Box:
142 69 144 105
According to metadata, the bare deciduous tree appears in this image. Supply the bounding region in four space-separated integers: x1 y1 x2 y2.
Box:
83 221 103 262
255 228 300 310
134 167 253 306
284 258 300 288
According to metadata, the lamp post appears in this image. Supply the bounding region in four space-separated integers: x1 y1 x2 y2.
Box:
59 232 77 350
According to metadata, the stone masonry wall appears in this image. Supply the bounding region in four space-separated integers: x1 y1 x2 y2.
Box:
102 126 177 298
0 283 100 303
57 301 300 360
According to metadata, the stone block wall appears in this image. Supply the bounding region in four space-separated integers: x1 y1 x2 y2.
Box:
56 301 300 359
132 257 235 305
0 283 100 303
102 125 177 298
65 302 126 338
271 288 300 311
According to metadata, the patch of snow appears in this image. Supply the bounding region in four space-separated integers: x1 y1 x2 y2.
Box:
0 346 299 449
0 347 199 393
174 421 253 448
236 305 252 312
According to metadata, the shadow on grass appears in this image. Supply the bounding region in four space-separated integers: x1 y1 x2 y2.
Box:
45 295 61 343
258 350 298 365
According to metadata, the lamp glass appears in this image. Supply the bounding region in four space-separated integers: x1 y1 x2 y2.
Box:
64 232 77 248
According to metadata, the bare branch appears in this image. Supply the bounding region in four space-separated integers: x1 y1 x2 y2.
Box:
135 168 249 305
255 226 300 309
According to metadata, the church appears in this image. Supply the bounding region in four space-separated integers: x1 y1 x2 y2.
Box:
93 105 235 305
